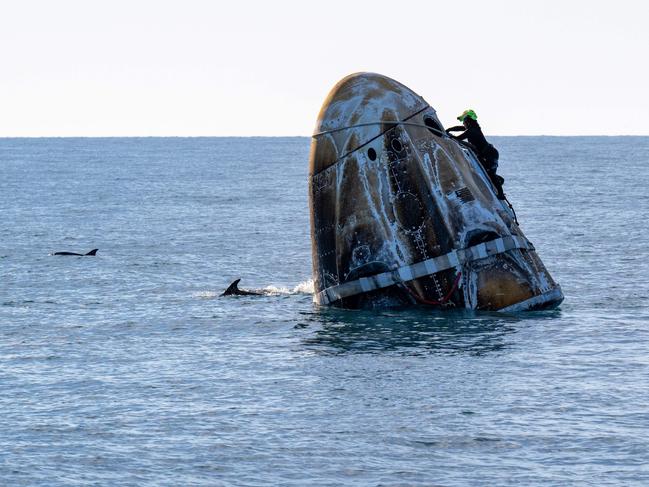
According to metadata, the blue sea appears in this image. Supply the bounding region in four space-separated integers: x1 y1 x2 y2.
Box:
1 136 648 486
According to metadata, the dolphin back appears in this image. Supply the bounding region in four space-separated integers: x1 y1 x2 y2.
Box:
53 248 98 256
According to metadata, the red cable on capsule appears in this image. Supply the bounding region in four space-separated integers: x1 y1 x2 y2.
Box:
404 272 462 306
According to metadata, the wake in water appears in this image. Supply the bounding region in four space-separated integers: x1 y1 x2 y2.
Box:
195 279 314 299
262 279 314 295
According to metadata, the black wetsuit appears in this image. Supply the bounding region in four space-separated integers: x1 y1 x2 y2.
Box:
447 122 504 199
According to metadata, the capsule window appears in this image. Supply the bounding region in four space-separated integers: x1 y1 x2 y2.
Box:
424 116 444 134
367 148 377 161
391 138 403 152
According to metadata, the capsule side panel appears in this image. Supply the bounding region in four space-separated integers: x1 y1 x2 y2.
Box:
309 165 339 296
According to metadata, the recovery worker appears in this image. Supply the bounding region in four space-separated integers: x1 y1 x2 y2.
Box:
446 109 505 199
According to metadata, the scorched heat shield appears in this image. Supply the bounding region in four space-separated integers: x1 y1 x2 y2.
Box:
308 72 563 311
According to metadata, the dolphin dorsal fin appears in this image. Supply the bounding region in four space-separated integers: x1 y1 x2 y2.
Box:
221 278 242 296
85 249 98 256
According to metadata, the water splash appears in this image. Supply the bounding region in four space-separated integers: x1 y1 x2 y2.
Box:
194 279 314 299
263 279 314 295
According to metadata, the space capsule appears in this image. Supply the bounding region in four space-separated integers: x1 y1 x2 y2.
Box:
308 72 563 311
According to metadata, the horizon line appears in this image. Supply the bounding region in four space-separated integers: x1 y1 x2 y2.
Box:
1 134 648 139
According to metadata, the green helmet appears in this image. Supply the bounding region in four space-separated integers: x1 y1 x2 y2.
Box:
457 109 477 121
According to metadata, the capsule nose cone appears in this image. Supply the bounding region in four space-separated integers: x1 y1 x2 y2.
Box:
310 72 433 175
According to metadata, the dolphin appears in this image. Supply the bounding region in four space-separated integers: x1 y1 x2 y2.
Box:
53 249 98 256
220 279 262 296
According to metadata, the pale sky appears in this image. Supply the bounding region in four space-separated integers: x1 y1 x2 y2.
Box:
1 0 647 136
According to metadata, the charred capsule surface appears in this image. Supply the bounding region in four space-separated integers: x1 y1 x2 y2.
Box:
309 72 563 311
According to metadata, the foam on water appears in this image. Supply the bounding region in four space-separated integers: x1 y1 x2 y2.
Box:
264 279 315 295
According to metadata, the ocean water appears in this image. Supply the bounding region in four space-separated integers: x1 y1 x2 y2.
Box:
1 136 648 486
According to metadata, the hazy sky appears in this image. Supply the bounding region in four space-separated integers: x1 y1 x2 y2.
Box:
1 0 647 136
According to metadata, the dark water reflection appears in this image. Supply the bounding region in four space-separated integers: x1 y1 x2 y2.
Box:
298 307 562 356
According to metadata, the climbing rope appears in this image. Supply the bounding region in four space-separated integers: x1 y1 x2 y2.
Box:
312 117 521 226
312 120 449 139
503 195 520 225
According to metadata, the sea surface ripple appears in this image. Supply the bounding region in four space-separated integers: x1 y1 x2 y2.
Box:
1 137 648 486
